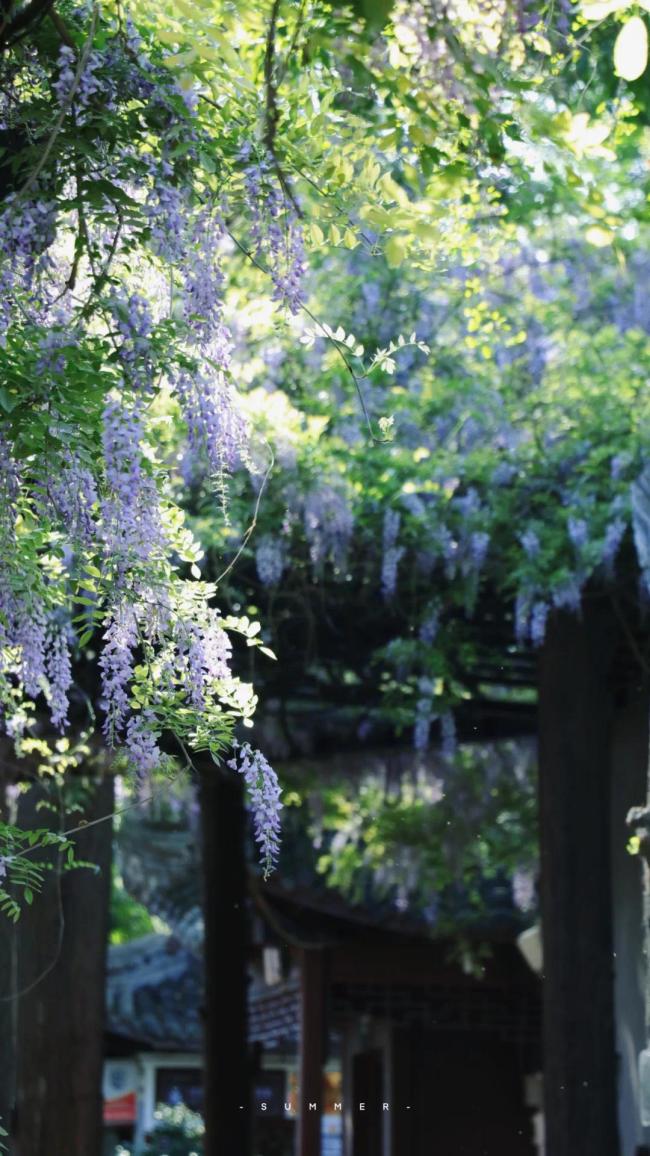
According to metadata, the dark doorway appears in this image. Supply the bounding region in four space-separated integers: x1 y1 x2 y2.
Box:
352 1048 384 1156
398 1029 535 1156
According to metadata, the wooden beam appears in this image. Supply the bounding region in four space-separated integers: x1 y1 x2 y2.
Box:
13 776 113 1156
538 601 620 1156
297 948 326 1156
201 766 251 1156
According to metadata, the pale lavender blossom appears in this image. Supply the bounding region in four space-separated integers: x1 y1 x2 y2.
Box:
125 709 160 789
174 366 247 478
440 710 457 760
47 629 72 730
382 509 404 599
107 293 155 387
512 867 536 913
99 604 138 742
0 193 57 317
256 535 286 586
180 616 232 708
146 172 188 263
102 399 144 501
492 461 517 486
413 678 434 752
437 526 458 579
242 148 305 314
182 210 226 342
568 516 589 551
467 530 489 573
228 742 283 877
530 601 549 648
49 456 98 544
552 578 582 614
419 607 439 644
400 492 427 519
0 431 18 538
520 528 540 558
304 485 354 573
101 400 165 563
52 45 75 104
52 45 103 122
18 611 47 699
515 588 533 644
271 217 305 315
602 517 626 573
611 453 631 481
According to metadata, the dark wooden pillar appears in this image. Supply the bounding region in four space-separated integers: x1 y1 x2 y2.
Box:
538 601 620 1156
200 765 251 1156
297 948 325 1156
13 775 113 1156
0 765 17 1138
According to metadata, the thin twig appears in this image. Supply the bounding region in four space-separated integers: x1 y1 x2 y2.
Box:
48 8 75 48
276 0 307 84
213 442 275 585
225 226 377 441
263 0 302 217
301 301 377 442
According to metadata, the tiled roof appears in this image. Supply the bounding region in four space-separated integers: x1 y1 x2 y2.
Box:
106 934 203 1051
106 934 300 1053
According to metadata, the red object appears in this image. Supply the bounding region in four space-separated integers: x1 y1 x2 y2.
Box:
103 1091 137 1125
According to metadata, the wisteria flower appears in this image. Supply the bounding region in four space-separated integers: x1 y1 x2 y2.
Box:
228 742 282 877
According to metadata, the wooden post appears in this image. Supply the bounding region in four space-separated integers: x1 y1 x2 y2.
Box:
200 765 251 1156
13 775 113 1156
297 948 325 1156
0 768 17 1139
538 601 620 1156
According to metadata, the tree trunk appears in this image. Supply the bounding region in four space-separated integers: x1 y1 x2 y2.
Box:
12 775 113 1156
538 601 620 1156
200 764 251 1156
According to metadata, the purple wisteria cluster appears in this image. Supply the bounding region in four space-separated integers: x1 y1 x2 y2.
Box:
173 365 248 480
175 614 232 710
303 484 354 574
0 436 78 734
52 43 103 121
0 193 57 326
0 588 74 738
125 709 161 792
48 456 98 545
0 9 290 888
414 677 435 752
381 509 405 599
101 399 165 566
228 742 283 877
512 866 536 913
47 629 73 730
242 146 306 315
107 294 156 389
255 534 287 587
0 431 19 535
98 602 138 743
182 209 227 345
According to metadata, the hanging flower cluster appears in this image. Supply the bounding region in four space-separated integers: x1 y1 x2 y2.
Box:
242 145 306 315
0 3 298 875
228 742 283 878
